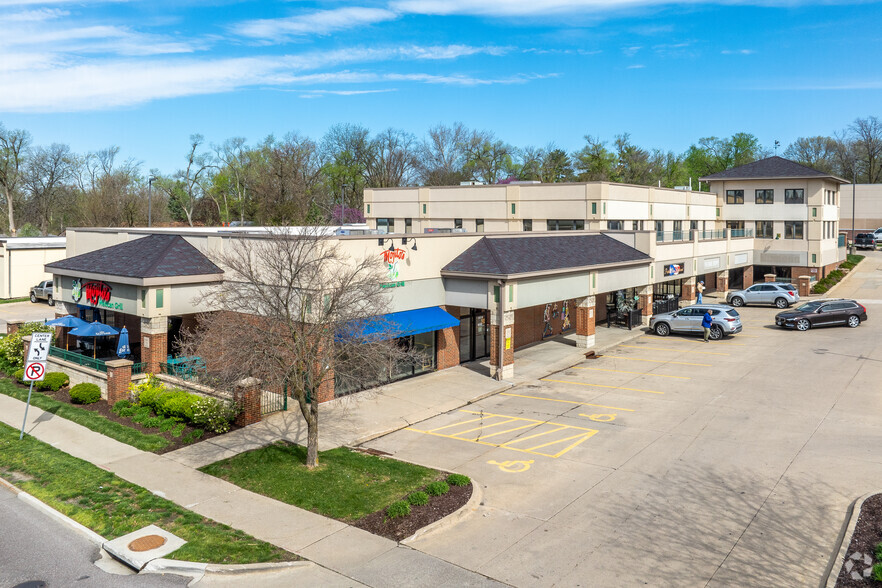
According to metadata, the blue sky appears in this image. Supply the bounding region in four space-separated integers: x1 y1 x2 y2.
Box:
1 0 880 175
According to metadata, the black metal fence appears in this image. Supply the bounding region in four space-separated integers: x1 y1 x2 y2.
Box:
606 306 644 329
652 295 680 315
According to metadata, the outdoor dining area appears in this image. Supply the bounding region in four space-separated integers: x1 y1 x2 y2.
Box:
45 314 135 371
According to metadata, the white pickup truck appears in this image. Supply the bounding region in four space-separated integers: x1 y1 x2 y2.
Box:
29 280 54 305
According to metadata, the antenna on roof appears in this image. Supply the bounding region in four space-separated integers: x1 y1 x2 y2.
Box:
774 140 780 154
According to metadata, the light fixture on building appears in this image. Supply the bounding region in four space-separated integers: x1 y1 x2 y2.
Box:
411 240 417 251
377 238 385 247
387 240 395 252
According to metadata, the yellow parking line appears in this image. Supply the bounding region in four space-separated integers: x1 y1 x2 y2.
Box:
499 392 636 411
572 366 690 379
541 378 664 394
426 416 490 432
472 422 540 440
503 426 567 446
620 345 729 356
451 418 521 437
601 356 713 367
524 432 593 454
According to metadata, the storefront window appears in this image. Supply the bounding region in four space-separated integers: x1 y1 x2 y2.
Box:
653 280 682 299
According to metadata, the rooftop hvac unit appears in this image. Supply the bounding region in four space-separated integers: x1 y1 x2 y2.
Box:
452 228 467 233
423 228 453 233
459 181 485 186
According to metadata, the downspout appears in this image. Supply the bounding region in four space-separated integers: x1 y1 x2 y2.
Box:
497 279 505 381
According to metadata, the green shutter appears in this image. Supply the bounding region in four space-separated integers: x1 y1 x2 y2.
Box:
493 286 500 303
422 203 426 214
591 202 597 214
511 203 516 215
156 289 164 309
508 285 513 302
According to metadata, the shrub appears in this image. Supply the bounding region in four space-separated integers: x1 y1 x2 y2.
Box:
69 383 101 405
446 473 470 487
155 389 199 421
386 501 411 519
191 397 239 434
426 481 449 496
112 399 132 415
117 405 137 418
875 541 882 562
0 322 54 374
182 428 204 444
171 423 185 437
159 417 178 432
874 563 882 583
36 372 69 392
407 491 429 506
13 368 24 382
132 406 152 424
129 373 163 406
142 416 164 429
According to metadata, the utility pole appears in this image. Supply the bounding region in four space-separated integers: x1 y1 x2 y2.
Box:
148 176 157 228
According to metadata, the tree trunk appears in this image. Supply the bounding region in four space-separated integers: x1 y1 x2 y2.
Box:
3 186 14 235
306 399 319 468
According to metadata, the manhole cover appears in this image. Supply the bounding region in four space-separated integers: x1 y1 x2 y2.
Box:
128 534 167 552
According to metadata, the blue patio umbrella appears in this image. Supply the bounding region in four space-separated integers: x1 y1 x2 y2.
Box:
69 321 119 359
116 326 131 358
45 315 89 350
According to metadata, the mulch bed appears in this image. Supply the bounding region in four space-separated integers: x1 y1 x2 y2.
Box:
836 493 882 586
353 481 472 541
16 379 235 454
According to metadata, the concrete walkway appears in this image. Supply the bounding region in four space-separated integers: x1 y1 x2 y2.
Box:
0 394 505 587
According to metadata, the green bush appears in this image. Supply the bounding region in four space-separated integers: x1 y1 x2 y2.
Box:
874 563 882 583
426 481 449 496
182 428 204 444
0 322 54 374
191 397 239 434
129 373 163 405
69 383 101 405
142 416 164 429
407 491 429 506
13 369 24 382
111 399 132 415
36 372 69 392
875 541 882 562
132 406 152 424
159 417 178 432
117 405 137 418
155 389 199 421
446 473 470 487
386 500 411 519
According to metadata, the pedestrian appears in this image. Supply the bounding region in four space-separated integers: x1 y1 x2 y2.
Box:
701 309 713 342
696 280 705 304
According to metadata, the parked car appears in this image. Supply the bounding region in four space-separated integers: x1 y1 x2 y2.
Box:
775 299 867 331
873 227 882 244
650 304 742 340
726 283 799 308
854 233 877 250
29 280 54 305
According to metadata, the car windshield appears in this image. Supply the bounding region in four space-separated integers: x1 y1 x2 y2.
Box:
857 234 872 238
795 301 823 312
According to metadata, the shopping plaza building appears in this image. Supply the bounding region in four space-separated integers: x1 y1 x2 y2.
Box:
35 157 848 407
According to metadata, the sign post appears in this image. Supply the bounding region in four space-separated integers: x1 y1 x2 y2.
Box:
19 332 50 440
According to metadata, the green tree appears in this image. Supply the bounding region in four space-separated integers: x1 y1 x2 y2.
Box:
573 135 616 181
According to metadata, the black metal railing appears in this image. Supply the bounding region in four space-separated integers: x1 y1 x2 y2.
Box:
652 295 680 315
606 305 644 329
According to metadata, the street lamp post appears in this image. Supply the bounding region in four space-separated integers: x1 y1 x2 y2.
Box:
148 176 157 228
851 168 857 256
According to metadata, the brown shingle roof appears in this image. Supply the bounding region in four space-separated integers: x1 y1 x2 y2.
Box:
46 234 222 279
442 233 650 277
700 156 846 182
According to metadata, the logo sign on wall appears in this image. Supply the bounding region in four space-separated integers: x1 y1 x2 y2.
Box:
664 263 685 277
381 248 407 280
71 278 123 310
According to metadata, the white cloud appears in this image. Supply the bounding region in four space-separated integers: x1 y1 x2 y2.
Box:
721 49 755 55
5 7 68 21
235 7 398 40
627 64 645 69
297 88 398 98
622 46 642 56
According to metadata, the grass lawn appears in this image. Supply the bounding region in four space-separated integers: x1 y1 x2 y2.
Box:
0 422 294 564
200 442 440 521
0 296 30 304
0 378 169 452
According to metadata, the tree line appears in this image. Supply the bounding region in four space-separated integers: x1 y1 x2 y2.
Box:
1 116 880 235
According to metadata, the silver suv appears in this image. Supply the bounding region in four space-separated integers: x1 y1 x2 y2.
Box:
726 283 798 309
650 304 743 340
29 280 54 305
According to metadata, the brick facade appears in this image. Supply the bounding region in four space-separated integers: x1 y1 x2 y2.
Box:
436 305 460 370
233 377 261 426
141 331 167 374
681 279 696 303
717 270 730 292
513 301 577 349
489 322 514 370
576 305 596 337
742 265 754 288
105 359 133 404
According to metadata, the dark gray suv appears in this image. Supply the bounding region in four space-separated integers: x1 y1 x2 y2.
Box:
649 304 743 340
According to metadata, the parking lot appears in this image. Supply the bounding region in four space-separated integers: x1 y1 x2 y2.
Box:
365 291 882 586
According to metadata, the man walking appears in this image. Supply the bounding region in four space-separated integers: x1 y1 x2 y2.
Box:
702 309 713 342
696 280 705 304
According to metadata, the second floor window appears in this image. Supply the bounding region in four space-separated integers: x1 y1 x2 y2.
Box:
755 189 774 204
377 218 394 233
726 190 744 204
476 219 484 232
523 219 532 231
785 189 804 204
404 218 412 233
756 221 774 238
454 218 463 229
607 220 623 230
547 219 585 231
784 221 804 239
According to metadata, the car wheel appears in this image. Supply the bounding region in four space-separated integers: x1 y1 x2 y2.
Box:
847 315 861 328
709 325 723 340
654 323 670 337
29 293 37 303
47 294 54 306
774 297 788 309
796 318 811 331
730 296 744 307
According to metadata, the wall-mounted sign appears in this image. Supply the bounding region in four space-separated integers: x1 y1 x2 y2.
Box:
382 248 407 280
380 281 405 289
71 278 123 310
664 263 684 277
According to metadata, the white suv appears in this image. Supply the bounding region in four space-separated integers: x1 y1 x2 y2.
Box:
726 283 799 309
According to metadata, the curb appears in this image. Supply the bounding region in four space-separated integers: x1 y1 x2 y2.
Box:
822 491 876 588
401 479 484 545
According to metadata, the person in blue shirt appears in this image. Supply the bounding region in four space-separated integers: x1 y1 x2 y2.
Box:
701 310 713 342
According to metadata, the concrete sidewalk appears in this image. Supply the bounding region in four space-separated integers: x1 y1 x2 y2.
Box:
0 394 505 588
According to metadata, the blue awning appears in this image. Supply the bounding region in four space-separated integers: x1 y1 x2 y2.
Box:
342 307 459 341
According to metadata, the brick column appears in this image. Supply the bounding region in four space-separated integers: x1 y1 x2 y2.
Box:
575 296 596 349
105 359 133 405
797 275 812 298
21 334 31 368
764 273 776 283
234 377 262 426
314 370 335 403
638 285 653 326
682 277 697 303
742 266 754 288
436 305 460 370
140 316 167 375
490 309 514 379
717 270 729 293
6 320 25 336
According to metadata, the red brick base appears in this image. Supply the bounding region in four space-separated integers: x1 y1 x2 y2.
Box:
105 359 133 404
141 331 167 374
234 378 261 426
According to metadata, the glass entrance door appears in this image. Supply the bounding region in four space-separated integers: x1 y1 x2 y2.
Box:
459 314 472 362
460 309 489 363
474 311 487 359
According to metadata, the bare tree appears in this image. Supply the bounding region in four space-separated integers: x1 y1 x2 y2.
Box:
0 124 31 235
417 122 469 185
460 129 514 184
156 134 212 226
849 116 882 183
783 136 838 173
181 228 413 467
364 128 419 188
251 133 323 224
75 146 145 227
211 137 250 224
24 143 75 234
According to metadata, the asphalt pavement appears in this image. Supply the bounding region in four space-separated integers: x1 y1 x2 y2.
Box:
0 485 188 588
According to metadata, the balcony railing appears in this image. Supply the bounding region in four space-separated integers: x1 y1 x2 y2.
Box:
729 228 754 238
656 230 692 243
699 230 726 240
49 346 108 373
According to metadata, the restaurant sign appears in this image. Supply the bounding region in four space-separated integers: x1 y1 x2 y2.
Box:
663 263 685 277
382 248 406 280
71 278 124 310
